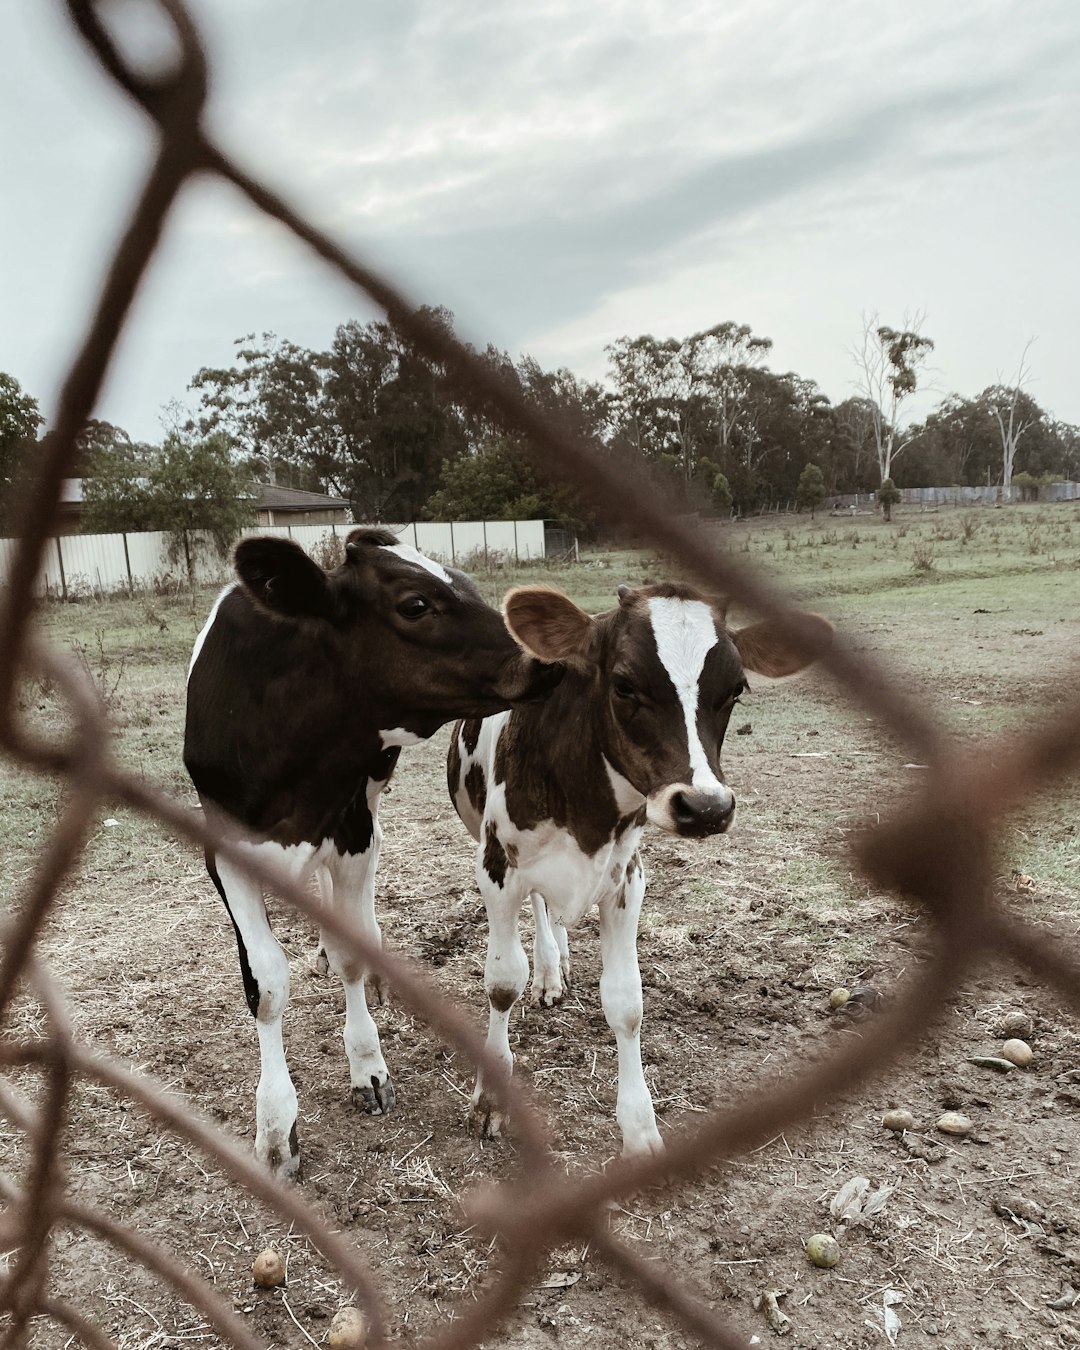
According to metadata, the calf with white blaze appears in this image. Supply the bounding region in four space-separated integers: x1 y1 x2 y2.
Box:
184 528 561 1177
448 582 830 1156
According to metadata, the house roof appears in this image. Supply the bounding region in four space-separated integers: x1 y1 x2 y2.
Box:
253 483 349 512
58 479 349 513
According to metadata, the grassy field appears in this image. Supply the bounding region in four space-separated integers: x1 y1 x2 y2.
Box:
3 499 1080 1349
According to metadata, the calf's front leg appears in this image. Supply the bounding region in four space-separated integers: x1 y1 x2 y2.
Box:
598 857 662 1157
472 876 528 1139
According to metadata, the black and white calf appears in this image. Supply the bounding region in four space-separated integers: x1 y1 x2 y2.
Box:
184 528 561 1177
448 583 830 1157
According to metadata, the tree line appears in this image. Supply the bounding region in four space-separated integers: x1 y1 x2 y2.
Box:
3 311 1078 544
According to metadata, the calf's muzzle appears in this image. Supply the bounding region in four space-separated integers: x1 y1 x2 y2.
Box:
649 784 736 837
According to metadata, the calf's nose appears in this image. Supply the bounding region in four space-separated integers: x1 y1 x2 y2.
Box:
670 788 736 837
505 655 565 704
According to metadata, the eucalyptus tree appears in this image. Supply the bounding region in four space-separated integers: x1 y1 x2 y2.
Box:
605 322 773 488
189 333 328 489
851 314 934 483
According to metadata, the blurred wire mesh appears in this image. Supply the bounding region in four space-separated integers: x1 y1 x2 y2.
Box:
2 3 1080 1348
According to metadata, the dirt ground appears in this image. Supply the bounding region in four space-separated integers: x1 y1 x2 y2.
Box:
5 524 1080 1349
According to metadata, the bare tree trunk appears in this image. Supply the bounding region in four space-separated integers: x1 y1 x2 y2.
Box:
995 342 1035 495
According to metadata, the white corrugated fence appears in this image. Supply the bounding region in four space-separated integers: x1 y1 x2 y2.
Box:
0 519 548 600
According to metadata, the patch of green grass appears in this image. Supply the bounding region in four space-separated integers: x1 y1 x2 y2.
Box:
714 501 1080 608
1009 796 1080 900
0 767 66 914
783 855 837 898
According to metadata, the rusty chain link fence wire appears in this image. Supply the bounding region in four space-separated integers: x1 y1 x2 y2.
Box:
2 2 1080 1346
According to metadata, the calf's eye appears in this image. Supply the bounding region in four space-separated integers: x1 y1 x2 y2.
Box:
396 595 431 620
613 676 636 700
715 681 746 711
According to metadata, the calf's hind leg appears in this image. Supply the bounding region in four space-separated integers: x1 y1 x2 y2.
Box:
323 841 395 1114
311 867 331 977
530 893 571 1006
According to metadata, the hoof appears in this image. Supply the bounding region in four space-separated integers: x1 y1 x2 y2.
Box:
352 1075 396 1115
470 1090 508 1141
258 1123 301 1179
531 983 563 1009
369 973 390 1007
310 947 330 978
621 1127 664 1160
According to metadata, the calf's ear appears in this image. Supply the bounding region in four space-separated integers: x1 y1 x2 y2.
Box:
503 586 596 665
234 537 334 620
732 611 834 678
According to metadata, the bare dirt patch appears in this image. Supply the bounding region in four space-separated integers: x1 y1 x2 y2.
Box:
11 731 1080 1347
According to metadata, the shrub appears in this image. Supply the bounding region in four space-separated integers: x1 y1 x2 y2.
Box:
70 628 126 709
308 531 346 571
877 478 901 522
796 462 826 520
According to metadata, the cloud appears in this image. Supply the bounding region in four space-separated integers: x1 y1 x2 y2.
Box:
358 65 1049 340
2 0 1078 438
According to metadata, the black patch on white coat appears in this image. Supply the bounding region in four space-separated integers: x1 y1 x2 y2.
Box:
461 718 483 755
616 808 647 836
484 824 508 887
464 763 487 815
332 755 398 856
207 849 260 1018
489 984 518 1013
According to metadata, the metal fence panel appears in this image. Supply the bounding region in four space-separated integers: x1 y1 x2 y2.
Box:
0 518 548 599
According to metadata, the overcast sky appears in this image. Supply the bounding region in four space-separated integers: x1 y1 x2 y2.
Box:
2 0 1078 445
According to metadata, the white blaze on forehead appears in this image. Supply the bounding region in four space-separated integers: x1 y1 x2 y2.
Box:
647 596 724 791
381 543 452 584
